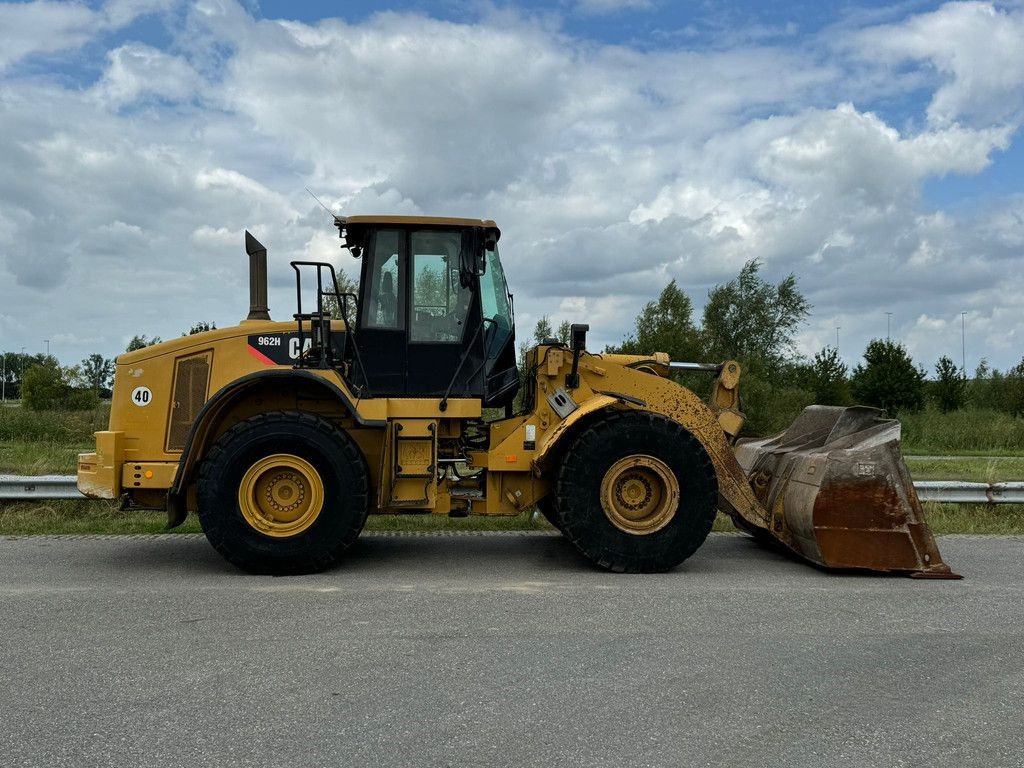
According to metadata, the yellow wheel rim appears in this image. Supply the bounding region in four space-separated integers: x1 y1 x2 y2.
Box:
238 454 325 538
600 455 680 535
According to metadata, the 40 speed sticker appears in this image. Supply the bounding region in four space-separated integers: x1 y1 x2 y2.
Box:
131 386 153 406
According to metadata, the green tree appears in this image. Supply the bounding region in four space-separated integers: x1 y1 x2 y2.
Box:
969 358 1006 411
2 352 49 399
932 355 967 413
701 260 811 373
518 316 556 377
22 360 99 411
184 321 217 335
532 316 554 343
556 320 572 345
850 339 925 414
608 280 700 362
126 335 162 352
801 346 851 406
321 267 360 326
80 354 115 394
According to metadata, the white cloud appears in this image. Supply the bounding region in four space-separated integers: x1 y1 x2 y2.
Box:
0 1 99 72
852 1 1024 126
93 44 202 106
0 0 1022 377
575 0 653 15
0 0 177 73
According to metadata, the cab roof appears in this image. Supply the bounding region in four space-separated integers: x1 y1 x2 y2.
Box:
344 214 499 233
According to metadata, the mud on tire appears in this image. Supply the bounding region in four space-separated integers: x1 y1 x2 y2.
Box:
554 410 718 573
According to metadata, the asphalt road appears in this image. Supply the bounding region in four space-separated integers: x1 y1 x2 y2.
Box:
1 532 1021 768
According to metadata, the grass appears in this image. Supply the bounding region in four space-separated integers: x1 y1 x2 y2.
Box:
0 442 87 475
921 502 1024 535
0 404 109 445
900 407 1024 455
904 456 1024 483
2 404 1023 536
0 404 107 475
0 500 199 535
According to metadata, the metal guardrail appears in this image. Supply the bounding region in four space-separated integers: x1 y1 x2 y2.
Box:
0 475 87 500
2 474 1024 504
913 480 1024 505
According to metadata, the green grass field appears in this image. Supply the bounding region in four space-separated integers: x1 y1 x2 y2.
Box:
2 403 1023 536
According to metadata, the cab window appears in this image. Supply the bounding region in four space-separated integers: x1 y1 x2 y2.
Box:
410 230 471 343
362 229 402 330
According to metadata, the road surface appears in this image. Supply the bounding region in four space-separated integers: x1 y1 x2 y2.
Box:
1 532 1021 768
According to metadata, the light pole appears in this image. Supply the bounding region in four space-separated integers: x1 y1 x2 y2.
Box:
886 312 893 340
1 351 6 403
961 312 967 375
44 339 50 357
835 326 840 352
20 347 25 401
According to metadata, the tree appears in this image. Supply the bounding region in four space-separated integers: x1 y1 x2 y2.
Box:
184 321 217 335
608 280 701 361
932 355 967 413
802 346 851 406
126 335 162 352
850 339 925 414
1 352 49 399
22 360 98 411
556 320 572 345
532 316 554 343
321 267 359 326
701 259 811 374
970 358 1006 411
80 354 114 394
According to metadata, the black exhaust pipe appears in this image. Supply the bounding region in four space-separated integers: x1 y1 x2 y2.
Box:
244 231 270 321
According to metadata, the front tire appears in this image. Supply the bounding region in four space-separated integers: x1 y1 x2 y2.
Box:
197 411 369 574
554 410 718 573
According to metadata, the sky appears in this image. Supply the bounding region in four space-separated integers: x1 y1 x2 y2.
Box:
1 0 1023 375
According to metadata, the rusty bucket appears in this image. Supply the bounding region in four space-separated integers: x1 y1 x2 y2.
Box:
732 406 960 579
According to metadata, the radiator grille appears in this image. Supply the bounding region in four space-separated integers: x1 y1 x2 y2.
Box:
166 352 211 452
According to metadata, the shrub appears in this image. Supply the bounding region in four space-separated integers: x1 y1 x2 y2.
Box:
21 362 99 412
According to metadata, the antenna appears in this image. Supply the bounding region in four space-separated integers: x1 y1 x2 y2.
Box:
305 188 345 225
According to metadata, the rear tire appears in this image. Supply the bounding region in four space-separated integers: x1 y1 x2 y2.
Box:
554 410 718 573
197 411 369 574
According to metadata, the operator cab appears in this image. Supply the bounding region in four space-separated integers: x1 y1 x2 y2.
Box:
337 215 518 407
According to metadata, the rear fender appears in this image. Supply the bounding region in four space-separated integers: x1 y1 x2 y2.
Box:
166 370 382 527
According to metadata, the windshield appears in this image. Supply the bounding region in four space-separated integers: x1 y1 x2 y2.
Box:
479 245 513 360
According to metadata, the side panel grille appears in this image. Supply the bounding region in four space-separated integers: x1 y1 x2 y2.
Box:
166 351 212 452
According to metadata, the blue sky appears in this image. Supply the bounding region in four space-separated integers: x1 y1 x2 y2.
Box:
1 0 1023 373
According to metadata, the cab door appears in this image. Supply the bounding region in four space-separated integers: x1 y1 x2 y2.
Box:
405 229 481 396
355 228 406 394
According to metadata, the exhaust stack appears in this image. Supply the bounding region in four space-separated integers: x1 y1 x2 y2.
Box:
245 230 270 321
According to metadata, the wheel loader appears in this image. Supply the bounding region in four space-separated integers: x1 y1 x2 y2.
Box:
77 215 958 578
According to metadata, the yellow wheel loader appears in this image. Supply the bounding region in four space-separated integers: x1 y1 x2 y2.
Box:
77 216 958 578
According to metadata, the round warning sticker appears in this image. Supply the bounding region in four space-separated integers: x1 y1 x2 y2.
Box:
131 386 153 407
